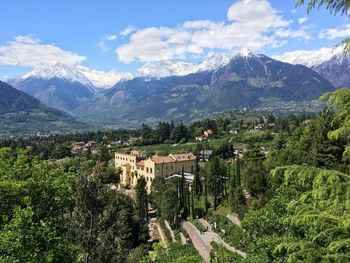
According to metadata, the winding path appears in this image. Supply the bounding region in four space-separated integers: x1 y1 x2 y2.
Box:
164 220 176 242
181 220 211 263
182 218 246 262
155 223 166 242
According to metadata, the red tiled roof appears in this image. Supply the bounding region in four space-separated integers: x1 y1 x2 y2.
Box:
136 160 145 166
151 155 175 164
171 153 196 161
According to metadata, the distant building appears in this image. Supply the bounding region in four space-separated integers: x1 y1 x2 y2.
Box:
199 149 213 162
204 129 214 139
115 151 197 192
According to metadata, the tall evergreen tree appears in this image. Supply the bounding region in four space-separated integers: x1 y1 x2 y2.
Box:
135 177 148 221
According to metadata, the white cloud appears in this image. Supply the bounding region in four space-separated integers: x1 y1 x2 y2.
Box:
0 35 86 67
96 34 118 52
120 25 137 36
298 16 308 25
319 24 350 39
106 34 117 41
116 0 309 63
275 27 310 40
96 41 110 52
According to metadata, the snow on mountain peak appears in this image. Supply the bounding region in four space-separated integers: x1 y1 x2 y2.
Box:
136 53 231 78
21 62 93 87
273 45 348 67
18 52 233 88
238 48 254 57
76 66 133 88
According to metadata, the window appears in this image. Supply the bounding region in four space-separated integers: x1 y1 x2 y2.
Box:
156 167 160 173
165 166 169 172
171 165 174 170
146 167 149 173
150 168 153 173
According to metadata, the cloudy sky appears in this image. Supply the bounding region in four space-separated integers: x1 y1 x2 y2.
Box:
0 0 349 79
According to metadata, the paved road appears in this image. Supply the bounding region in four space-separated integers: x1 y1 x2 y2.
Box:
199 218 246 258
182 218 247 262
182 220 211 263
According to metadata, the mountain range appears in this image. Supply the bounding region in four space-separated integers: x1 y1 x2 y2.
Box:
274 46 350 88
5 48 347 130
0 81 86 136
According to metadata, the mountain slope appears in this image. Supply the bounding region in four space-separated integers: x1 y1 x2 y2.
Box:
74 51 335 126
0 81 86 136
12 63 95 113
274 46 350 88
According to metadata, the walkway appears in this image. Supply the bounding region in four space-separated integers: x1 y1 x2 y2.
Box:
164 220 176 242
182 218 246 262
226 213 241 227
199 218 246 258
179 232 187 245
155 223 166 242
181 220 211 263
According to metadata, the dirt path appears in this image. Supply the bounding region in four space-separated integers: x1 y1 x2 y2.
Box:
227 213 241 227
164 220 176 242
180 232 187 245
155 223 166 242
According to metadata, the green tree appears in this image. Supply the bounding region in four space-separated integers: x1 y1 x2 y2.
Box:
135 177 148 222
297 1 350 52
208 156 226 210
161 187 179 228
73 168 141 263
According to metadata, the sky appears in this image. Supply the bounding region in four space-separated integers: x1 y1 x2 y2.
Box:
0 0 349 79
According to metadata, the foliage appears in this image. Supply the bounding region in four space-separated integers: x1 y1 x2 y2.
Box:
297 0 350 53
144 241 202 263
239 165 350 262
135 177 148 222
0 149 77 262
210 241 243 263
73 167 143 262
207 215 247 251
320 88 350 155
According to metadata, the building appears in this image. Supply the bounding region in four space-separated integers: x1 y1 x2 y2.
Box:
204 129 214 139
115 151 196 192
199 149 213 162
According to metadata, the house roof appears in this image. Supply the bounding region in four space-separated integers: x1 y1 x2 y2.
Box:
136 160 145 166
151 155 176 164
171 153 196 162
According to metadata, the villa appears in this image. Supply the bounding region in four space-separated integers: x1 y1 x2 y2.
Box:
115 150 196 192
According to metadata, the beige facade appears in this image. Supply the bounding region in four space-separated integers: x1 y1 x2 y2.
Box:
115 151 196 192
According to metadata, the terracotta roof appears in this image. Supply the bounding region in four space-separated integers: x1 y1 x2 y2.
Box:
151 155 175 164
136 160 145 166
171 153 196 161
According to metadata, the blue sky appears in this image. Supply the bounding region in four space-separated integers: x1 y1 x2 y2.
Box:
0 0 349 79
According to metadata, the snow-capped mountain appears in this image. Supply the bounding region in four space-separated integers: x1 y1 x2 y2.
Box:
273 46 345 67
21 62 94 89
75 50 334 125
135 53 231 78
76 66 134 88
13 63 96 113
274 46 350 87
